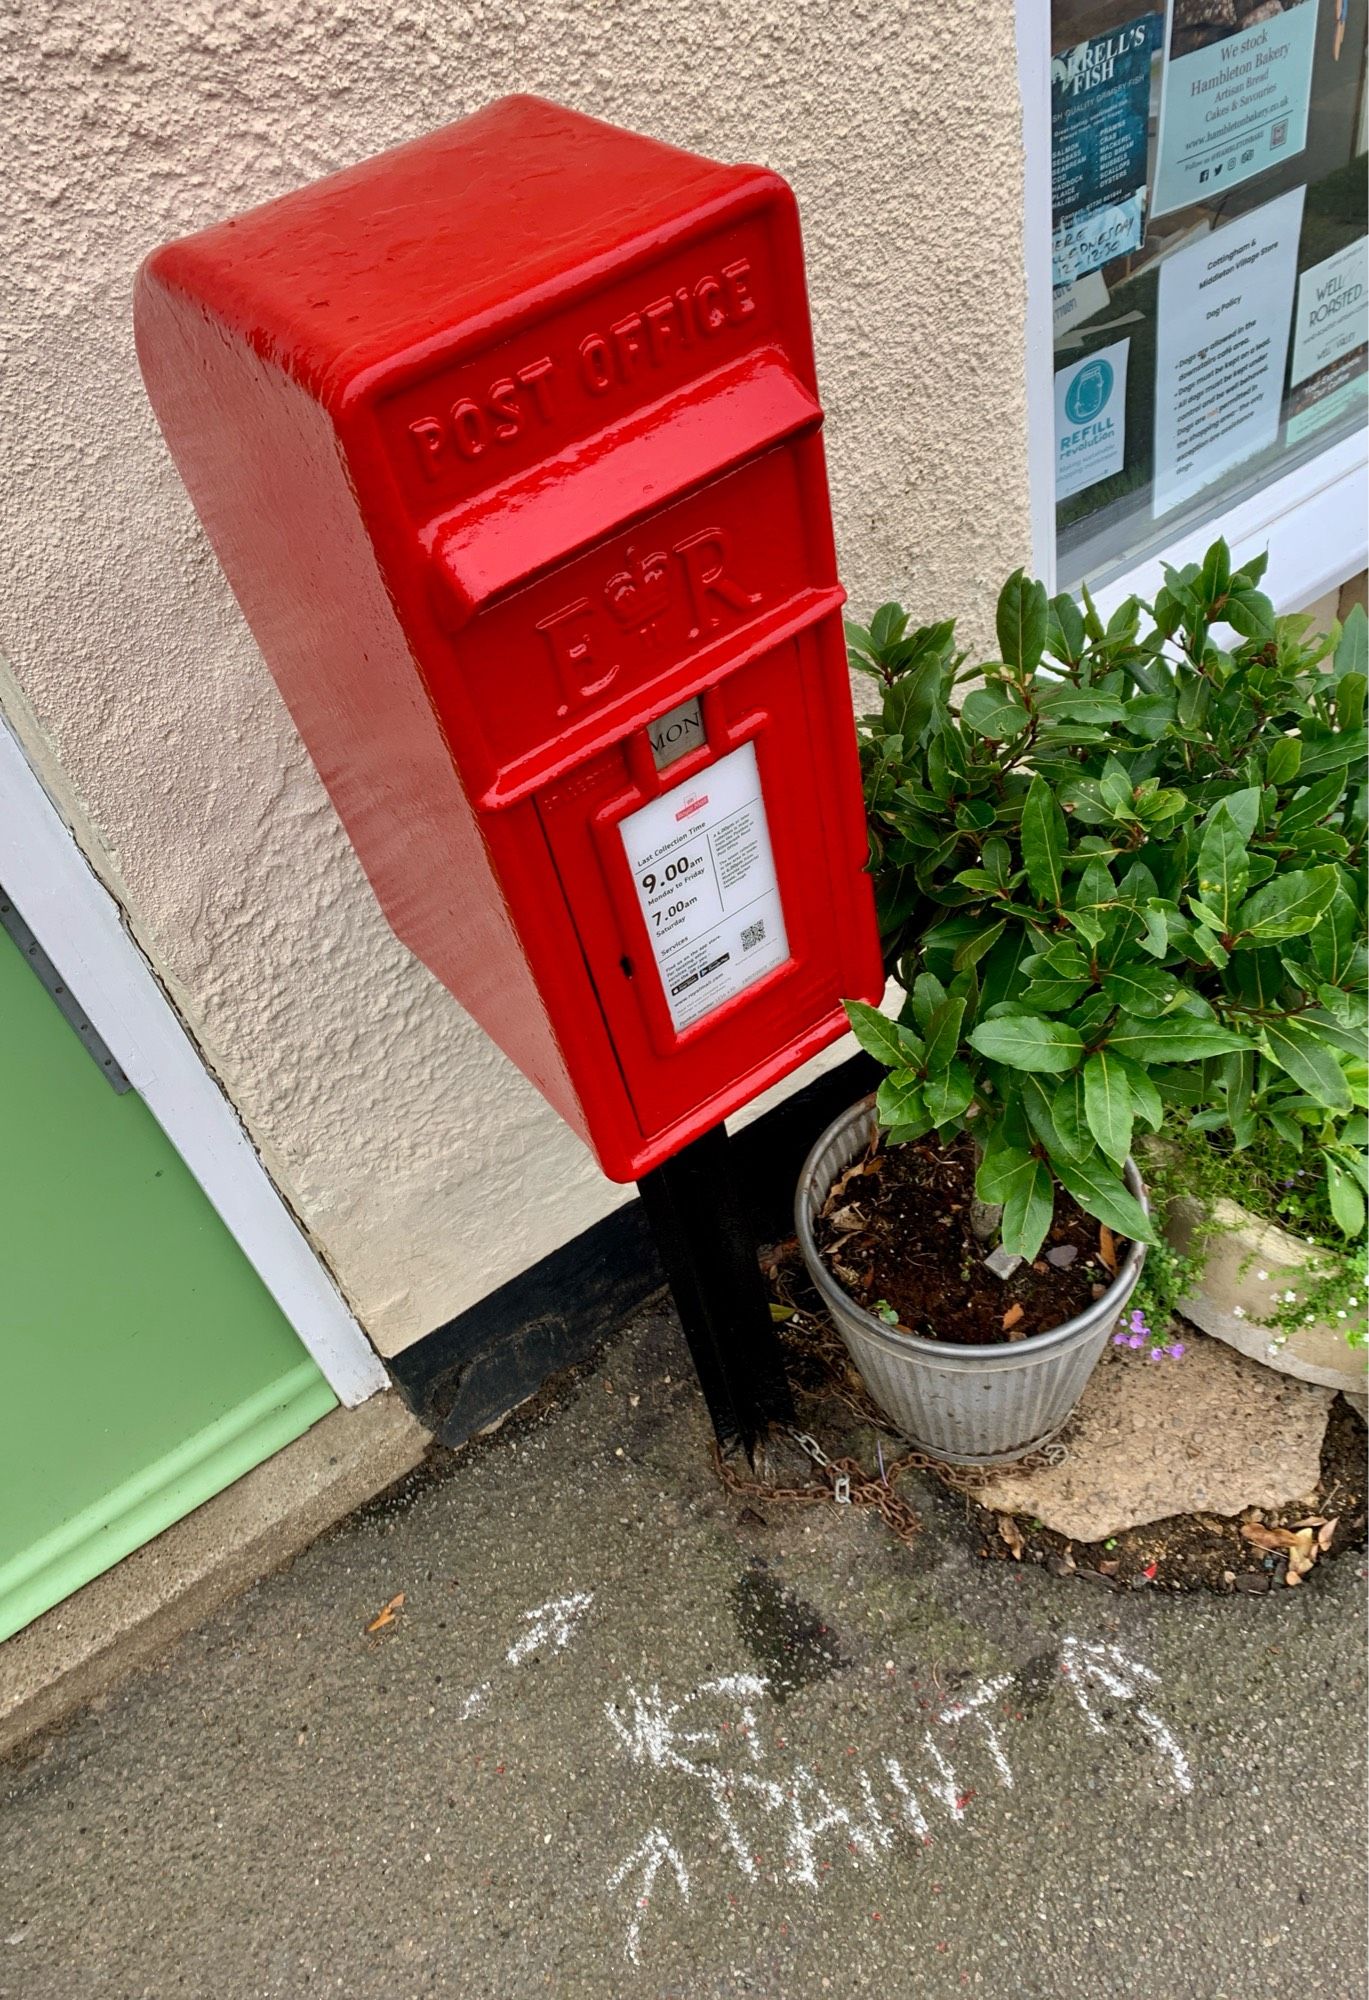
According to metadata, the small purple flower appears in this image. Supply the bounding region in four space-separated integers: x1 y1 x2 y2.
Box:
1148 1346 1163 1360
1113 1333 1128 1346
1127 1333 1144 1349
1168 1342 1186 1359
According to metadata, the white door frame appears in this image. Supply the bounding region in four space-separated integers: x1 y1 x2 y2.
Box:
0 716 388 1408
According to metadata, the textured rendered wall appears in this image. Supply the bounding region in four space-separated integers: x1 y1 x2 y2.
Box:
0 2 1032 1356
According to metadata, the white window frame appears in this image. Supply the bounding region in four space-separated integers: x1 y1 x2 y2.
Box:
0 715 388 1409
1015 0 1369 618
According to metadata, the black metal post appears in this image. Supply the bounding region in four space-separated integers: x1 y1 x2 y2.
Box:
638 1122 796 1464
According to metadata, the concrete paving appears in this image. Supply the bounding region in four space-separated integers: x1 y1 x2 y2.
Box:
2 1302 1365 2000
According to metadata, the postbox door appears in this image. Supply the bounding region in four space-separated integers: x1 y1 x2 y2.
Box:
535 624 854 1140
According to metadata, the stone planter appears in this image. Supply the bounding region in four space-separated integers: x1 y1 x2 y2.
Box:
1165 1194 1367 1410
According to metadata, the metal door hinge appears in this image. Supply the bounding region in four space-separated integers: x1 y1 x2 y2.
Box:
1 889 131 1092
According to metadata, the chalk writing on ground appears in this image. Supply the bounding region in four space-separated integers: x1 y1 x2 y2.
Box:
455 1589 596 1722
604 1635 1192 1964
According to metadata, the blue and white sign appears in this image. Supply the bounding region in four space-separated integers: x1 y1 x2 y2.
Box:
1152 0 1317 219
1055 337 1130 501
1051 13 1160 286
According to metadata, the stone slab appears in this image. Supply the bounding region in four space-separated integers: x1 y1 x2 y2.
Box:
975 1330 1335 1543
0 1389 429 1758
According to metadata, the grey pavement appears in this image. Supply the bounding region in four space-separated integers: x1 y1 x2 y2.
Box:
2 1302 1366 2000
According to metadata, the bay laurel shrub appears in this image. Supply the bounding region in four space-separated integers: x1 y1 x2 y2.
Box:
843 541 1368 1267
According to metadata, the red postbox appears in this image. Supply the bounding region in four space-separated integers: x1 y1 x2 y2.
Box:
136 96 883 1182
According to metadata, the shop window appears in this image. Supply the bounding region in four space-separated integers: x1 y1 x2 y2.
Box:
1024 0 1367 602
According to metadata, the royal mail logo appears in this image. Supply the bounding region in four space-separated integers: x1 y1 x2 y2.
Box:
675 793 709 822
537 527 762 716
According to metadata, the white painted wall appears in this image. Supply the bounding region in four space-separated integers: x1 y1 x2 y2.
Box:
0 1 1033 1356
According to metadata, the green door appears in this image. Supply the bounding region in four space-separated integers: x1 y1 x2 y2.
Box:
0 916 336 1642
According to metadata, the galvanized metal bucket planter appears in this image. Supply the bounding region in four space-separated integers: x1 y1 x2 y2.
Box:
795 1096 1150 1466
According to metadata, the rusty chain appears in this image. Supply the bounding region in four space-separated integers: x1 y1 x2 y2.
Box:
709 1287 1070 1553
712 1429 927 1551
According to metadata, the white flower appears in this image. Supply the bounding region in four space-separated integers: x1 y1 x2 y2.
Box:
1349 1298 1360 1308
1267 1343 1280 1357
1256 1270 1269 1281
1305 1314 1315 1324
1337 1311 1348 1320
1232 1305 1246 1318
1283 1290 1297 1303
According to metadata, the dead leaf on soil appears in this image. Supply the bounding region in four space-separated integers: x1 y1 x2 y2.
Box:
827 1204 867 1235
770 1303 796 1322
366 1593 405 1633
1001 1302 1025 1334
1240 1522 1321 1584
1098 1226 1118 1275
997 1514 1025 1560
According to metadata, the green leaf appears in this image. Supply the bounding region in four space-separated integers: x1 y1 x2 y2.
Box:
996 570 1049 675
1300 728 1369 779
1224 589 1275 642
961 686 1031 741
1327 1157 1367 1236
869 602 908 652
1052 1155 1157 1246
1083 1049 1133 1166
1334 602 1367 681
844 1000 921 1070
1049 1071 1092 1160
875 1071 927 1131
1110 1051 1164 1132
1099 757 1135 818
907 971 948 1033
1021 775 1067 908
1033 685 1127 724
1280 770 1348 834
1309 884 1361 986
923 996 966 1073
1193 791 1257 931
1265 737 1302 787
924 1059 975 1128
1118 692 1177 741
975 1137 1034 1204
1000 1156 1056 1261
952 919 1007 972
968 1012 1084 1073
1104 1015 1251 1064
1100 962 1180 1018
1232 867 1339 943
1260 1018 1352 1111
1046 592 1086 664
1201 537 1231 604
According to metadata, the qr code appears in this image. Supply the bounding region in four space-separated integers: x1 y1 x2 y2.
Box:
740 920 766 951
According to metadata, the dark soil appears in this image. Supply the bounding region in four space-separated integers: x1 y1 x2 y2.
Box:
815 1132 1127 1346
969 1393 1368 1595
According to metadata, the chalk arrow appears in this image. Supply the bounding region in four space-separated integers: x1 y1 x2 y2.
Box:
1060 1638 1192 1795
607 1827 691 1964
506 1590 594 1667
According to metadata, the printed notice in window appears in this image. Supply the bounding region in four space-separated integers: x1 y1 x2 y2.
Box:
1152 185 1304 515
